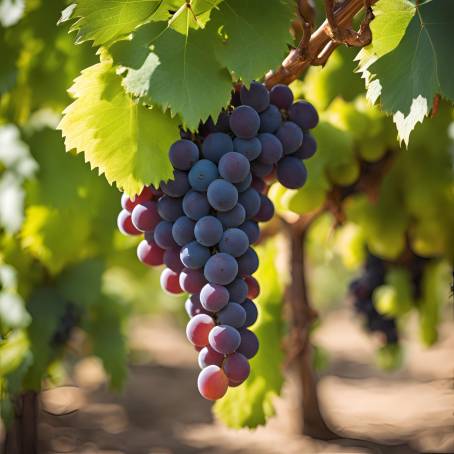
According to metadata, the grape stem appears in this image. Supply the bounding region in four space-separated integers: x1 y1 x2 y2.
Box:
265 0 376 87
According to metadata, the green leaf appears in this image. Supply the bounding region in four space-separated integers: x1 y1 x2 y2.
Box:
58 59 180 195
69 0 162 46
111 20 232 130
208 0 293 82
214 239 284 428
0 330 29 376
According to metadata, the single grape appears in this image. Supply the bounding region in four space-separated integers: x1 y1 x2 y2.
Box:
259 104 282 133
217 302 247 328
157 195 183 222
237 328 259 359
233 137 262 161
182 191 211 220
229 105 260 139
188 159 219 191
207 179 238 212
160 268 183 295
117 210 141 236
277 157 307 189
240 81 270 112
218 152 250 184
250 160 273 178
197 365 229 400
169 139 199 170
223 352 250 384
163 247 184 273
209 325 241 355
239 221 260 244
137 239 164 267
235 173 252 193
219 228 250 257
194 216 223 247
198 346 225 369
185 294 210 317
237 248 259 276
186 313 215 347
160 170 190 197
172 216 196 246
217 204 246 228
179 267 207 294
154 221 178 249
202 132 234 163
121 186 155 213
244 275 260 299
200 283 230 312
257 133 283 164
254 195 274 222
226 278 248 304
204 253 238 285
288 100 319 130
242 299 258 327
292 132 317 160
131 201 160 232
180 241 211 269
276 121 304 155
238 188 261 219
121 193 137 212
269 84 294 110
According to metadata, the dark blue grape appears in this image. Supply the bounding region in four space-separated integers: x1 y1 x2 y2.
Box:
226 278 248 304
233 137 262 161
276 121 304 154
179 267 207 294
259 105 282 133
194 216 224 247
237 328 259 359
239 221 260 244
182 191 211 220
157 196 183 222
154 221 178 249
180 241 211 269
237 248 259 276
208 325 241 355
160 170 190 197
207 179 238 212
292 132 317 159
204 253 238 285
202 132 233 163
169 139 199 170
288 100 319 129
215 111 231 132
172 216 195 246
200 283 230 312
242 299 258 327
163 247 184 273
238 188 261 219
217 303 247 328
257 133 283 164
250 160 273 178
254 195 274 223
240 81 270 113
277 157 307 189
218 152 250 184
217 204 246 228
219 228 249 257
188 159 219 191
229 105 260 139
269 84 293 110
235 173 252 192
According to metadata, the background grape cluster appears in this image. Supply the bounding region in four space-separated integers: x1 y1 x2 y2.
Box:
116 82 319 400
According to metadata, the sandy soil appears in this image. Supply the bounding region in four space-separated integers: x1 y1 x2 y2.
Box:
32 309 454 453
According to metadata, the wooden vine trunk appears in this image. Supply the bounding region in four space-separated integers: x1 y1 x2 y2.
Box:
2 392 38 454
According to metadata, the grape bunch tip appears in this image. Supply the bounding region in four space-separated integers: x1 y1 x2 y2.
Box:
117 81 319 400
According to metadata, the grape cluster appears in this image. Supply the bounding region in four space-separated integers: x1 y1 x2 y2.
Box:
117 82 318 400
349 254 399 345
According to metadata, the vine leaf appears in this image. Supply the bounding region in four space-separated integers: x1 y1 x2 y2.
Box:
208 0 294 83
359 0 454 146
214 239 284 428
68 0 162 46
58 59 180 196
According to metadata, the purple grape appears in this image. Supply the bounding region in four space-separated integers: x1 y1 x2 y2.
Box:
197 365 228 400
169 139 199 170
157 196 183 222
259 104 282 133
194 216 223 247
179 267 207 293
198 346 225 368
257 133 283 164
188 159 219 191
250 160 273 178
242 299 258 327
117 209 141 236
237 248 259 276
233 137 262 161
160 170 190 197
204 253 238 285
137 238 164 267
288 100 319 130
163 247 184 273
172 216 195 246
226 278 248 304
270 84 293 110
237 328 259 359
131 201 160 232
235 173 252 192
239 221 260 244
186 314 215 347
207 179 238 212
182 191 211 220
240 81 270 113
217 302 247 328
217 204 246 228
254 195 274 222
276 157 307 189
154 221 178 249
209 325 241 354
229 105 260 139
276 121 304 154
185 294 210 317
202 132 233 163
238 188 261 219
293 132 317 159
219 228 250 257
218 152 250 184
215 111 231 132
180 241 211 269
223 352 250 384
200 283 230 312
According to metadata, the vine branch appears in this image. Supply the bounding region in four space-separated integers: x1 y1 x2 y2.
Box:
265 0 376 87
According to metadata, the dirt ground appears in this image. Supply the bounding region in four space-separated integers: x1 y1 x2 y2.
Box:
32 309 454 453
